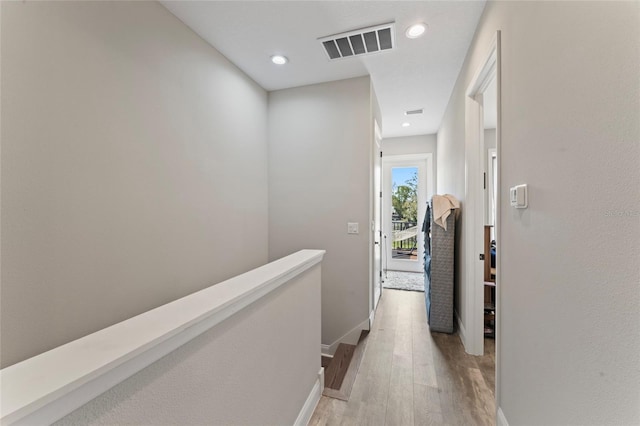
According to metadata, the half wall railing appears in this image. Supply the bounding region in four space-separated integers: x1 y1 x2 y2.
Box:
1 250 325 426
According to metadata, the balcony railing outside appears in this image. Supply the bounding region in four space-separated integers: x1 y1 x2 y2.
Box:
392 220 417 259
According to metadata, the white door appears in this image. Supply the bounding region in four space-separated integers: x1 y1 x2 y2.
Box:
382 155 433 273
373 124 382 309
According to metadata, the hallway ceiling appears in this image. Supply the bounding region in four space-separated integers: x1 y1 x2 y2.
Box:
160 1 486 138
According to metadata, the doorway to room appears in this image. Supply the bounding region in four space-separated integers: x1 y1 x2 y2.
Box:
480 74 498 380
464 31 500 407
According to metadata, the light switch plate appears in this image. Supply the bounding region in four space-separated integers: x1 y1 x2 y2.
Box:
510 184 528 208
347 222 359 234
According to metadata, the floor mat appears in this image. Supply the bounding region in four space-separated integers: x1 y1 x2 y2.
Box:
383 270 424 292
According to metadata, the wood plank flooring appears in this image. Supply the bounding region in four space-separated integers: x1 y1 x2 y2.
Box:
310 289 495 426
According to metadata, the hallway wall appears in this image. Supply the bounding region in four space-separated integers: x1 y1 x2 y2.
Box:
382 134 437 159
268 77 372 350
438 1 639 424
1 1 269 367
484 129 496 151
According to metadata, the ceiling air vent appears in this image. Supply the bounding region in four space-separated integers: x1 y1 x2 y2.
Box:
405 109 424 115
319 22 395 61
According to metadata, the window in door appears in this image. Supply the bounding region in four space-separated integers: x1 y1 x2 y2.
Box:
391 167 418 260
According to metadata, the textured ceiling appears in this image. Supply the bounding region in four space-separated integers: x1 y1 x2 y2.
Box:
161 1 486 138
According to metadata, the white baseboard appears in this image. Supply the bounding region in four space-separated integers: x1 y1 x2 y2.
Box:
320 344 332 357
455 310 467 348
320 318 369 357
294 368 323 426
497 407 509 426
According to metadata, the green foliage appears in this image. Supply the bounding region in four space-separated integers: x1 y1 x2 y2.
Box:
392 171 418 223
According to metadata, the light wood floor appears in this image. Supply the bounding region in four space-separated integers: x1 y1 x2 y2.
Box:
310 289 495 426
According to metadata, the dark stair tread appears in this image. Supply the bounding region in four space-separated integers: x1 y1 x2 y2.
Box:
324 343 356 390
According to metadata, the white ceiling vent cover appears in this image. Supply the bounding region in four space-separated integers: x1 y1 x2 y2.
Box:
319 22 395 60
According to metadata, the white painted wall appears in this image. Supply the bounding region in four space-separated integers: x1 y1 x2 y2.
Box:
0 1 269 367
371 81 382 133
484 128 496 151
268 76 372 350
382 134 437 156
54 264 322 426
438 1 639 424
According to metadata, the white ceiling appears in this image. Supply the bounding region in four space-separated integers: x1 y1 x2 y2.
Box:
161 1 486 138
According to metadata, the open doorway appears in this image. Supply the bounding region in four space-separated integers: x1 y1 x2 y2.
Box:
464 30 500 408
483 76 497 343
382 154 433 290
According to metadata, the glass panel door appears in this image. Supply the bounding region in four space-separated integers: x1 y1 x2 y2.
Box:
391 167 418 261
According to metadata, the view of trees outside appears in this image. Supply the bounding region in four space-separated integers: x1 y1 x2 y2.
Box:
392 171 418 223
391 167 418 258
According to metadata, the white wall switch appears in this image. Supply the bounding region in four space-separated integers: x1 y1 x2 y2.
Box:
510 184 528 208
347 222 359 234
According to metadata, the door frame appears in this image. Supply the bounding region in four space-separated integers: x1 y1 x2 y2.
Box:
464 31 501 362
382 153 434 273
487 148 497 228
372 121 383 314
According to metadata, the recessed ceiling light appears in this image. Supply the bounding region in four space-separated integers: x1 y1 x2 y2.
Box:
271 55 288 65
402 122 411 127
405 23 427 39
